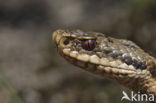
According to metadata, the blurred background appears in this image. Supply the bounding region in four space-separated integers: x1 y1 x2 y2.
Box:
0 0 156 103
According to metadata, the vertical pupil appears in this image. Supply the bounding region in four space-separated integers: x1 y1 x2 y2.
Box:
82 39 96 51
88 40 91 49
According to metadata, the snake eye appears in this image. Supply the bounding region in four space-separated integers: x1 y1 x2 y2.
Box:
81 39 97 51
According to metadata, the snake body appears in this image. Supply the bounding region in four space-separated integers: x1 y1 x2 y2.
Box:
52 29 156 100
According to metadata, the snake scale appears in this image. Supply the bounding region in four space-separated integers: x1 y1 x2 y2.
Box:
52 29 156 101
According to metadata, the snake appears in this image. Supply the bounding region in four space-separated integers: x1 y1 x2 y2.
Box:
52 29 156 101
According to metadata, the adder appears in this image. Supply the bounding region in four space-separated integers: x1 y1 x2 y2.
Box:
52 29 156 101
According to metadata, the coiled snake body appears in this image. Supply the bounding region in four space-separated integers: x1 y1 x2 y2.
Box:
52 29 156 101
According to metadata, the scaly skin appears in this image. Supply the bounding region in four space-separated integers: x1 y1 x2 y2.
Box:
52 29 156 101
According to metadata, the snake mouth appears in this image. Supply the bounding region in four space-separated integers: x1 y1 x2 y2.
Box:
52 30 136 77
60 48 135 76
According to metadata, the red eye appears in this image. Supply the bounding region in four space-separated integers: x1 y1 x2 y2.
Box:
81 39 97 51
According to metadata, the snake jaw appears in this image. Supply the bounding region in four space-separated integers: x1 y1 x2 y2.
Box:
60 48 136 76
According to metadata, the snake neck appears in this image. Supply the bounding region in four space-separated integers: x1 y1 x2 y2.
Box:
145 77 156 96
121 74 156 96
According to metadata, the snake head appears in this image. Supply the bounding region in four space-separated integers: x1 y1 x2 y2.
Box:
52 29 156 90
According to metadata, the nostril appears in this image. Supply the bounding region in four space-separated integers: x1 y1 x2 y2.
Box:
63 39 70 45
59 38 71 47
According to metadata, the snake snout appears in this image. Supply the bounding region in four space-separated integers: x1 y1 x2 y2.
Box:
52 30 62 45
